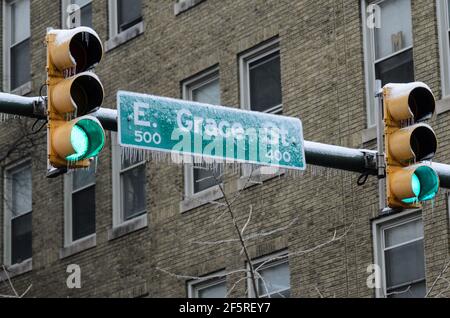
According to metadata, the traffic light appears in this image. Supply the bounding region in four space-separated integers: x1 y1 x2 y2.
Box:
383 82 440 208
46 27 105 169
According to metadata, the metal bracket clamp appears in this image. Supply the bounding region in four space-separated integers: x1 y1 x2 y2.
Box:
376 152 386 179
360 149 378 175
32 97 47 119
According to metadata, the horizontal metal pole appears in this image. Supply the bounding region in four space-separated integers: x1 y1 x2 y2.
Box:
304 141 377 175
90 107 117 131
0 93 44 118
2 92 450 188
431 163 450 190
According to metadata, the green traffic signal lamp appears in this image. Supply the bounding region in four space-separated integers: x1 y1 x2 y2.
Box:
52 116 105 165
390 165 440 205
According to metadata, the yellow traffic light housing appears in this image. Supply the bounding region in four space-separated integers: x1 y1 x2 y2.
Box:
46 27 105 169
384 82 440 208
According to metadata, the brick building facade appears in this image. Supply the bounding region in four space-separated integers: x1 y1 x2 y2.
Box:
0 0 449 298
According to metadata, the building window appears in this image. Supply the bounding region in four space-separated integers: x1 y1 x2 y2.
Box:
3 0 31 93
240 39 282 115
249 252 290 298
116 0 142 33
112 132 147 228
239 39 283 179
437 0 450 97
363 0 414 127
182 68 223 199
188 275 227 298
106 0 143 50
61 0 92 28
373 212 426 298
64 164 96 246
3 160 32 266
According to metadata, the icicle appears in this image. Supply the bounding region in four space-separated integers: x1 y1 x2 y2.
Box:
0 113 23 124
94 156 98 173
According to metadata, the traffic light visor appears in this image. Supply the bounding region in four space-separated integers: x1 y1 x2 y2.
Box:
70 30 103 72
48 27 103 72
51 72 104 115
70 72 104 115
384 82 435 122
388 123 437 164
409 86 436 122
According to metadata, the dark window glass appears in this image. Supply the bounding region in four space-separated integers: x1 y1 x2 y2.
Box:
10 39 30 90
80 3 92 27
385 239 425 297
11 213 32 264
375 49 414 86
388 281 426 298
249 51 282 113
257 261 290 298
197 281 227 298
72 186 96 241
122 163 146 220
193 164 223 193
69 0 92 27
117 0 142 32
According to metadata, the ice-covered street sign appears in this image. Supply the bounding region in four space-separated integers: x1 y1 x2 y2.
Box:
117 91 306 170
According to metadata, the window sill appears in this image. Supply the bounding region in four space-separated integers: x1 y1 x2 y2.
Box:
10 81 32 96
174 0 205 15
108 214 148 241
180 184 224 213
362 126 377 144
237 167 285 191
436 96 450 115
105 22 144 52
0 259 32 281
59 234 96 259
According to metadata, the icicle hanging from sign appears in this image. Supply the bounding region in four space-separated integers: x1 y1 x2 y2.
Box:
0 113 22 123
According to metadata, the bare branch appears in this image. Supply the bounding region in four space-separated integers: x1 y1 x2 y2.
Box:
255 224 354 273
155 266 248 281
2 265 19 298
386 285 412 297
315 285 324 298
0 265 32 298
241 205 253 236
190 217 299 246
226 277 248 298
434 277 450 298
217 183 259 298
425 257 450 298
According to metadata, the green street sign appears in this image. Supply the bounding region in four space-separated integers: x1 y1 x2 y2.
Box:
117 91 306 170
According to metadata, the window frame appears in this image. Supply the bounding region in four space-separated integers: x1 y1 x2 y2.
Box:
239 38 282 115
247 250 290 298
437 0 450 98
63 168 96 248
106 0 144 51
362 0 414 128
111 131 148 231
238 38 284 181
181 67 223 200
2 0 32 95
3 158 32 267
61 0 92 29
187 271 227 298
372 210 426 298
